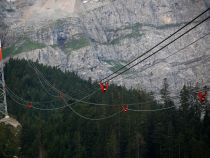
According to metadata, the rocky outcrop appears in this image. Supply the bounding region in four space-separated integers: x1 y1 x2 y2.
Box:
0 116 21 157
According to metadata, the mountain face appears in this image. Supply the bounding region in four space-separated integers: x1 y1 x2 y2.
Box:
1 0 210 97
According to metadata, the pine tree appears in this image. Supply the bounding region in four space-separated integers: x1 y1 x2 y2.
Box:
160 78 173 107
180 85 190 112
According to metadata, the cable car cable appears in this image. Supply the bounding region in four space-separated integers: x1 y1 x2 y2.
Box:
100 8 210 82
103 15 210 83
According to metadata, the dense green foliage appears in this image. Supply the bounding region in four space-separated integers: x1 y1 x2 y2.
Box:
1 59 210 158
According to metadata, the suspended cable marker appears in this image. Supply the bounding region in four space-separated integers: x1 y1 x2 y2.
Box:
99 82 109 93
122 104 128 112
128 106 176 112
195 80 208 105
197 91 208 104
26 102 33 109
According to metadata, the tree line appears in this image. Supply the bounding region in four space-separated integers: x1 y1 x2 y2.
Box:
0 59 209 158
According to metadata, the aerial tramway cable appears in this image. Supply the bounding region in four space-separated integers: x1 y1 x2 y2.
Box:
128 105 176 112
7 89 66 110
103 15 210 83
123 32 210 80
5 8 210 116
2 3 209 120
7 85 99 111
29 61 94 96
7 86 125 121
7 82 182 109
100 8 210 83
7 83 198 121
29 60 183 107
25 8 210 101
6 88 192 111
27 30 210 106
28 17 209 108
62 97 122 121
6 85 57 104
25 24 210 105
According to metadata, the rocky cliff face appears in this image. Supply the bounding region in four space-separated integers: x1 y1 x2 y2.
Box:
1 0 210 97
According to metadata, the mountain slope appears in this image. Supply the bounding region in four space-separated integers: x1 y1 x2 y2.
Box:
1 0 210 96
